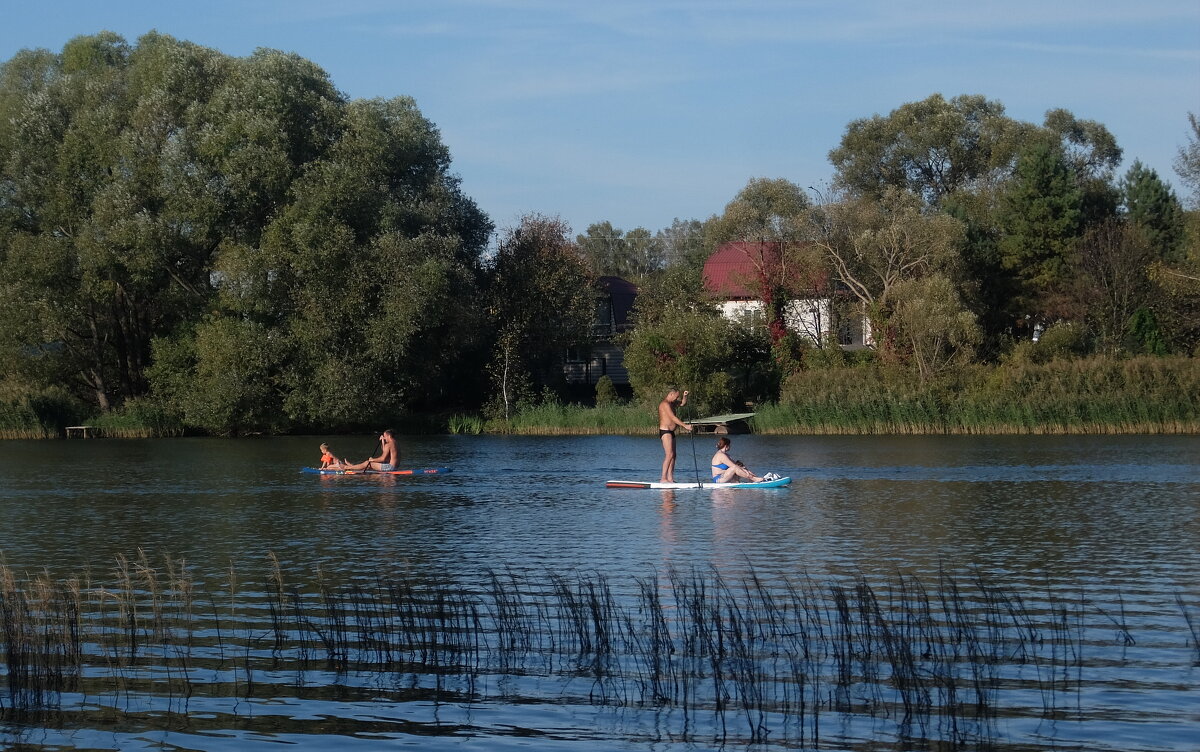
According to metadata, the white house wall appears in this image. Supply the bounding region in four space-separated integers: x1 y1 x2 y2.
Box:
783 298 832 343
718 300 766 325
716 298 872 348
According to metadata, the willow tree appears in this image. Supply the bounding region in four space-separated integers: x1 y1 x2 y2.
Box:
828 94 1027 207
0 33 491 431
829 94 1120 213
806 188 966 354
0 33 228 410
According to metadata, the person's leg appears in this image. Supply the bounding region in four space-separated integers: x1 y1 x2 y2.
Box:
721 464 762 483
660 433 675 482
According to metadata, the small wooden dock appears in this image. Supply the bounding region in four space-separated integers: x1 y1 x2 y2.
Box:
689 412 755 434
65 425 97 439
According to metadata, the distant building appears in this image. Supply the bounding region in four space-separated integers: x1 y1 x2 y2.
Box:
564 275 637 386
702 241 871 348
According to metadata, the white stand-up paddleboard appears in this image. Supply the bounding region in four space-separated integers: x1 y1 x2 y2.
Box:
606 477 791 489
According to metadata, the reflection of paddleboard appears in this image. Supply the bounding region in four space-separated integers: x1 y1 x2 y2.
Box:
301 467 450 476
606 477 791 489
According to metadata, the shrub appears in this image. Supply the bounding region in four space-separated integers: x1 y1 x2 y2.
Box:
0 381 85 438
1036 322 1092 360
620 307 734 414
88 398 184 438
594 376 618 407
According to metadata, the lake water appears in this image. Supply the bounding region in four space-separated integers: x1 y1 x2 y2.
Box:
0 434 1197 750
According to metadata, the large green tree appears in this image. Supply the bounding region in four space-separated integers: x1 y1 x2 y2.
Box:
0 33 491 431
997 141 1083 315
828 94 1027 207
486 215 594 420
806 187 966 348
575 221 663 280
830 94 1121 214
1122 161 1186 263
0 33 229 410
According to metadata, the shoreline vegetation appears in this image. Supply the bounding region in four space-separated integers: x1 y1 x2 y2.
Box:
2 36 1198 445
4 355 1197 439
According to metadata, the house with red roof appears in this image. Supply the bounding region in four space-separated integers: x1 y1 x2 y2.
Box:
703 241 872 347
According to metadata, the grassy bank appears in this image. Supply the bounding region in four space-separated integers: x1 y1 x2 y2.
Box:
8 355 1198 438
468 356 1200 436
758 355 1200 435
459 403 654 435
84 398 186 438
0 396 185 439
0 388 77 439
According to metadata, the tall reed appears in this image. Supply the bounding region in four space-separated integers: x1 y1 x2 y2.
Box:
765 355 1200 435
1 555 1194 749
492 402 653 435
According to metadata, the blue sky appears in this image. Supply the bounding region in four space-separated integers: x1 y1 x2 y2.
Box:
2 1 1197 235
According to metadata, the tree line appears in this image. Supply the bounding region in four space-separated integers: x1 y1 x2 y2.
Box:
1 35 1197 434
583 96 1199 414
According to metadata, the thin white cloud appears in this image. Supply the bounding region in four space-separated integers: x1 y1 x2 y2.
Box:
984 39 1200 63
361 22 460 37
416 0 1200 46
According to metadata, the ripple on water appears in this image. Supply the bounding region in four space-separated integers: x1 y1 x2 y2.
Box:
0 434 1197 751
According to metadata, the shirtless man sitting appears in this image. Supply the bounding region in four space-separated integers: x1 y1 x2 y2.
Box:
658 388 692 482
342 429 400 471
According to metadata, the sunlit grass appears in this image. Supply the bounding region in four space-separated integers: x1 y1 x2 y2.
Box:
759 355 1200 435
488 402 654 435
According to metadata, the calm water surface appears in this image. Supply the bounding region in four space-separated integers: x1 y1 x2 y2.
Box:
1 434 1197 750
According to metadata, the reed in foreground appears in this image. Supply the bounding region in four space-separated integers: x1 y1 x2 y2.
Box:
2 555 1195 748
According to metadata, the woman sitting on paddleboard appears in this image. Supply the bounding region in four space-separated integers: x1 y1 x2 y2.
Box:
710 437 763 483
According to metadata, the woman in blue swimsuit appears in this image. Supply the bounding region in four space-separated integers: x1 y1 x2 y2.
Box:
710 437 763 483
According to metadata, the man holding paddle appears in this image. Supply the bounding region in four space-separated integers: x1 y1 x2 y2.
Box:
343 429 399 472
657 388 692 482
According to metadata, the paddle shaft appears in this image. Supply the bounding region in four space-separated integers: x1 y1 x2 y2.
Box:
365 436 381 465
685 393 701 488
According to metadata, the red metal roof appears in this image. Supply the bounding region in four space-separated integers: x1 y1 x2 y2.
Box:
702 241 781 299
703 241 832 299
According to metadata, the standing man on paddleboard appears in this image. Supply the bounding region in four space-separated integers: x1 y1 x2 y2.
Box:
658 388 692 482
343 429 400 472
